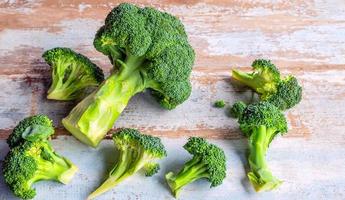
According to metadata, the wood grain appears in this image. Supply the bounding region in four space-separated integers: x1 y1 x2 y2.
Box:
0 1 345 199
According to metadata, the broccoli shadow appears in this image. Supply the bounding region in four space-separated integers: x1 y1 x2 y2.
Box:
233 139 255 194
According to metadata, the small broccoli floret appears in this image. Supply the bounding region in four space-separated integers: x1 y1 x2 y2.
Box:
43 47 104 100
214 100 226 108
7 115 54 148
2 141 78 199
63 3 195 147
264 76 302 110
232 59 302 110
229 101 247 118
238 101 287 192
87 128 166 199
232 59 280 95
144 162 160 176
165 137 226 198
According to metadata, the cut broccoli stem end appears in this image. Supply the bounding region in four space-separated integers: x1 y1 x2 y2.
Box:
63 63 146 147
165 158 208 198
247 125 282 192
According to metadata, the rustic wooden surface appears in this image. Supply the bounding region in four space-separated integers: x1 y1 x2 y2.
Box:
0 0 345 199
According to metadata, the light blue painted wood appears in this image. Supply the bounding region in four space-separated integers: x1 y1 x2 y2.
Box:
1 136 344 200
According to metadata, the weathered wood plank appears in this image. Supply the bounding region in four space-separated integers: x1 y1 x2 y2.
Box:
0 136 344 200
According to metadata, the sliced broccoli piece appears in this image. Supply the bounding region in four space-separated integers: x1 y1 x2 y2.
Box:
144 162 160 176
238 101 287 192
2 140 78 199
43 47 104 100
229 101 247 118
232 59 302 110
87 128 166 199
165 137 226 197
214 100 226 108
7 115 54 148
62 3 195 147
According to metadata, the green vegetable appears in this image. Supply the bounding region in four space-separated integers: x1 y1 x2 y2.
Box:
214 100 226 108
144 162 160 177
238 101 287 192
7 115 54 148
62 3 195 147
87 128 167 199
165 137 226 197
232 59 302 110
229 101 247 118
43 47 104 100
2 115 78 199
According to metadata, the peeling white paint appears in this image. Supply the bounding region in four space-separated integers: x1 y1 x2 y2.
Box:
78 3 92 12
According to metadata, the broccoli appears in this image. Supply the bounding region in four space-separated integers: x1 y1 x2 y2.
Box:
43 47 104 100
214 100 226 108
238 101 287 192
229 101 246 118
165 137 226 197
62 3 195 147
144 162 160 177
87 128 167 199
231 59 302 110
7 115 54 148
2 115 78 199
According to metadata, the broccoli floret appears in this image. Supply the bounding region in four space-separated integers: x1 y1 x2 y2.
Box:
87 128 166 199
165 137 226 197
2 140 78 199
263 76 302 110
62 3 195 147
229 101 246 118
214 100 226 108
7 115 54 148
43 47 104 100
232 59 302 110
144 162 160 176
238 101 287 192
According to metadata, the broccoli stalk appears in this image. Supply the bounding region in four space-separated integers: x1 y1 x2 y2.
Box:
165 137 226 197
247 125 282 191
43 47 104 101
87 128 166 200
63 3 195 147
232 59 302 110
238 101 287 192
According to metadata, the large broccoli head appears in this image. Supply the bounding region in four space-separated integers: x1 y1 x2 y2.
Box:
43 47 104 100
94 3 195 109
2 141 78 199
63 3 195 148
7 115 54 148
165 137 226 197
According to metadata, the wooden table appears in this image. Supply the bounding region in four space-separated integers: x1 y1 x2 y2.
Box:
0 1 344 199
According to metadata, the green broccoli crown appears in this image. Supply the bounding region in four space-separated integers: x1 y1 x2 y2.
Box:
238 101 288 137
184 137 227 187
94 3 195 109
2 141 77 199
251 59 280 81
265 75 302 110
230 101 247 118
113 128 167 158
7 115 54 148
42 47 105 100
144 162 160 177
